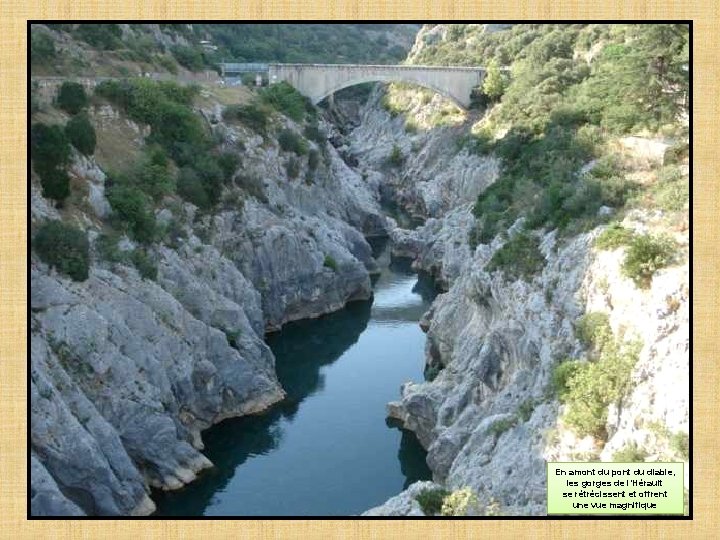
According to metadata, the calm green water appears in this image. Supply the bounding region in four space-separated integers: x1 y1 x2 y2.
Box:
153 240 436 516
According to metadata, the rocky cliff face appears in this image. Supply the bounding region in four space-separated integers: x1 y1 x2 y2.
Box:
30 91 389 515
348 89 499 220
353 82 689 515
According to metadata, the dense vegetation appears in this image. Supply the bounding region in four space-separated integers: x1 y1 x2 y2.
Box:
95 78 231 210
411 24 688 244
31 23 418 78
34 221 90 281
553 313 641 438
486 232 545 281
195 24 418 64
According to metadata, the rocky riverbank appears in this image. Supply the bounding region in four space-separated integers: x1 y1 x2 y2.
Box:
31 88 390 515
351 87 690 516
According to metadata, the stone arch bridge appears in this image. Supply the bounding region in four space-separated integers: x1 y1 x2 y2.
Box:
222 63 486 109
270 63 485 109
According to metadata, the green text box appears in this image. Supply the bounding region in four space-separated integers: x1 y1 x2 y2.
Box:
547 462 684 515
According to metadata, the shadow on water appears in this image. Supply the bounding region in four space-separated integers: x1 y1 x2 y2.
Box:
152 239 435 516
152 301 373 516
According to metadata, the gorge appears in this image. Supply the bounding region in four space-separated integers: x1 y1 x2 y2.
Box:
30 23 690 517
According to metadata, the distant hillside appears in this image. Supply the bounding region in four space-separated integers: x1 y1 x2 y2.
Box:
30 23 420 78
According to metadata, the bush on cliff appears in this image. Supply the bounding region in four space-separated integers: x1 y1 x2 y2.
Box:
260 82 315 122
222 104 271 134
558 334 641 439
278 129 308 156
34 221 90 281
56 82 88 115
106 184 157 244
65 112 96 155
415 487 450 516
486 232 545 281
621 233 676 288
31 123 72 202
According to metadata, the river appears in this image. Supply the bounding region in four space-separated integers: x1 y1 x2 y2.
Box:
152 239 436 516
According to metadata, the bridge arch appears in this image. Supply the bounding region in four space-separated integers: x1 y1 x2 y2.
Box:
314 74 468 110
268 64 485 110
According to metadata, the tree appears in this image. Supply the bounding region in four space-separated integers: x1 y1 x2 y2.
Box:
56 82 88 115
65 113 96 155
31 123 71 170
31 123 72 202
482 59 509 102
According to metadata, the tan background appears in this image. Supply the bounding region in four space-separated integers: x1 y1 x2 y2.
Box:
2 2 716 538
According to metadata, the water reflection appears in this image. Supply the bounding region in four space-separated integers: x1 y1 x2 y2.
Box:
152 301 373 516
153 242 434 517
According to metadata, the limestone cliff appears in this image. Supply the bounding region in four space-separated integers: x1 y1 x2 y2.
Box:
354 24 689 515
30 88 388 515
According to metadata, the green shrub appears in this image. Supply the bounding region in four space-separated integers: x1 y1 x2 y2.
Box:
31 32 56 62
440 488 480 516
595 223 634 250
561 338 641 438
482 59 510 101
31 123 71 171
286 156 301 179
34 221 90 281
424 363 441 382
31 123 72 202
177 167 211 209
56 82 88 115
612 443 648 462
260 82 314 122
307 149 320 171
575 312 611 350
106 184 157 244
190 155 224 205
171 45 205 71
222 104 271 134
39 167 71 202
95 79 203 158
217 151 241 183
155 54 179 75
150 101 208 161
386 144 404 167
670 432 689 461
487 232 545 281
486 416 517 436
415 488 450 516
64 112 96 155
136 146 175 201
323 254 338 271
130 249 158 281
518 399 535 422
621 233 676 287
76 23 122 50
551 360 583 400
653 165 689 212
277 129 308 156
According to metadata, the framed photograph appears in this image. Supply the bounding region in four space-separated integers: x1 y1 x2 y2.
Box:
3 2 717 538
